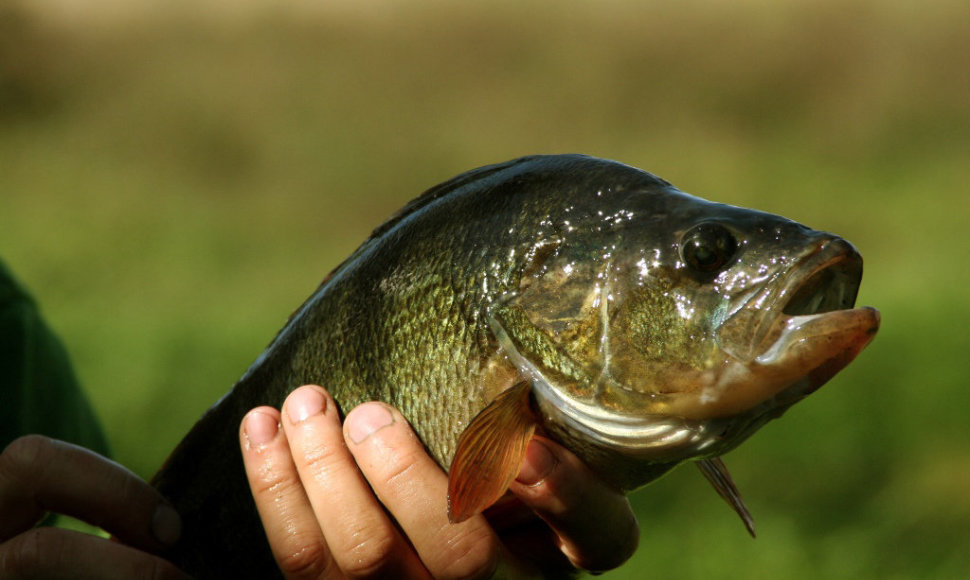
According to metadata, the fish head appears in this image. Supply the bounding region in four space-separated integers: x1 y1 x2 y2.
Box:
491 182 880 488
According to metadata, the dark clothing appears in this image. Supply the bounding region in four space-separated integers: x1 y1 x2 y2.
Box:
0 259 110 456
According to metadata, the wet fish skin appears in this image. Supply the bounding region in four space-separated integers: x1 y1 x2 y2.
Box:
151 154 878 576
154 155 651 576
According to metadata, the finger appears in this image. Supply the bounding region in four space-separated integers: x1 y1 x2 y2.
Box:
0 435 181 551
281 386 428 579
508 436 639 572
0 527 189 580
343 402 512 580
240 406 337 580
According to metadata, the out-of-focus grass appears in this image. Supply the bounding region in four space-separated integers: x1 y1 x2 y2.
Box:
1 1 967 577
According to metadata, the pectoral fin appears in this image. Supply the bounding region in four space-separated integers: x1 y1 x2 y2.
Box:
447 381 536 523
697 457 756 538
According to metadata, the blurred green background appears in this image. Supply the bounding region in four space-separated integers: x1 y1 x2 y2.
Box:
2 0 968 577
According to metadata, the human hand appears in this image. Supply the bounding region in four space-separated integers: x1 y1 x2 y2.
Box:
0 435 190 579
239 385 639 579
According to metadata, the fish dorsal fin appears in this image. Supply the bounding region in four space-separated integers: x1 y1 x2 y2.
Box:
312 158 540 293
447 381 537 523
697 457 757 537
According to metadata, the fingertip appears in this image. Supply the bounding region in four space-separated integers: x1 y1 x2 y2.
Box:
150 503 182 547
515 438 559 487
344 402 397 445
241 408 281 451
569 514 640 573
284 385 330 424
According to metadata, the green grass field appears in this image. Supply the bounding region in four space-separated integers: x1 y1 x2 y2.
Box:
2 1 968 577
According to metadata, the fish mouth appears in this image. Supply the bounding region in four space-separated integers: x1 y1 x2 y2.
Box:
734 237 865 363
780 241 862 318
737 237 880 403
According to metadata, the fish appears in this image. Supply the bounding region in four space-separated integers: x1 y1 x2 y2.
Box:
151 154 880 577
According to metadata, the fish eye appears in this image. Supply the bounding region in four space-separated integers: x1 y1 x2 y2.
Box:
681 223 738 275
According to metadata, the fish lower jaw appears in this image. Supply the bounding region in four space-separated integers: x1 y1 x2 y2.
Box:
755 305 879 389
681 305 881 420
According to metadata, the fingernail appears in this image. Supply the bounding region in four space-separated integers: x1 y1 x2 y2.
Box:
287 386 326 424
516 439 558 486
151 503 182 546
346 403 394 444
244 411 279 448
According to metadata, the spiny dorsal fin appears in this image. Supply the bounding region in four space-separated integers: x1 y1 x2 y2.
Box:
697 457 756 537
447 381 536 523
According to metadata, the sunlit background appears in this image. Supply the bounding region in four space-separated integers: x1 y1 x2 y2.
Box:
2 0 968 577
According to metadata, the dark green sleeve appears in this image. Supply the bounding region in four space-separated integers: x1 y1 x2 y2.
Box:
0 259 110 456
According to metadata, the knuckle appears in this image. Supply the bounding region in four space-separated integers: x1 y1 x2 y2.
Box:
336 525 398 579
435 525 499 580
248 455 303 498
363 434 427 496
276 541 332 579
297 436 349 482
380 449 422 491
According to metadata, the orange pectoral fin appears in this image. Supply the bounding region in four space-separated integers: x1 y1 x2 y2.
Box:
447 381 536 523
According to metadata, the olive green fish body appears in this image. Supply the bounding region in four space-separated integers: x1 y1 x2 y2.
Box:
154 155 656 574
152 155 879 576
241 156 672 465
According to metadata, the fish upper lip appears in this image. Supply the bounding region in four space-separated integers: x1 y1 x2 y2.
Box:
728 238 863 361
780 242 862 318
